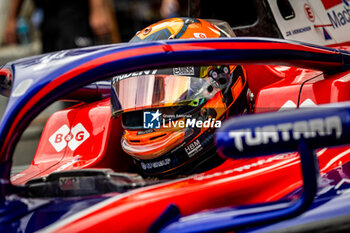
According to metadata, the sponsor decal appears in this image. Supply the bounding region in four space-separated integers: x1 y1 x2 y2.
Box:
228 116 342 152
49 123 90 152
141 158 171 170
112 70 158 83
173 66 195 76
185 139 203 157
286 26 312 37
304 4 315 22
323 0 350 28
137 129 155 135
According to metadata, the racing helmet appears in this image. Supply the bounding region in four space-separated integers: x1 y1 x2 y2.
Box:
111 18 251 177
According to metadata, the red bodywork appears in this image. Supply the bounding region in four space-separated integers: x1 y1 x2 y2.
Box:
10 45 350 232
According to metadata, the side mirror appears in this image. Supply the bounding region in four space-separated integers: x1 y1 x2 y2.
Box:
216 104 347 158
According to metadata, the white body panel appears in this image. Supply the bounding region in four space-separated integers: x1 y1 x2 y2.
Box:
268 0 350 46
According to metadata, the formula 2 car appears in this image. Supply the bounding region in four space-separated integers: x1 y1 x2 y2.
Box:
0 36 350 232
1 1 350 232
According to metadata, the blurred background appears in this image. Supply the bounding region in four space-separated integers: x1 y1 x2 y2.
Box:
0 0 188 173
0 0 189 64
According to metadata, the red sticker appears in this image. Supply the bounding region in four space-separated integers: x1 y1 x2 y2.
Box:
304 4 315 22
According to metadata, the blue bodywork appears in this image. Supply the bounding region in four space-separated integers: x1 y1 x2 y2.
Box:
1 38 350 232
0 194 110 232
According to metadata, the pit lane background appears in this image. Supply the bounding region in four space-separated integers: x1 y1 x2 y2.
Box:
0 0 188 175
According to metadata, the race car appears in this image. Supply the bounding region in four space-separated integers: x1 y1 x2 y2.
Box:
1 0 350 232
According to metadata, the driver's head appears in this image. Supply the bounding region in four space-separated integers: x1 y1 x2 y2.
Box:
111 18 251 177
129 17 235 41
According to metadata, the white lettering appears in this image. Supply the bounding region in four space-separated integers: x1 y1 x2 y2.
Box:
262 125 279 144
277 123 293 141
245 128 262 147
228 116 342 151
228 130 246 152
326 116 342 138
293 121 310 140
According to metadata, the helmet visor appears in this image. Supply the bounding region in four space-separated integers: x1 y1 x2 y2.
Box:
111 74 218 116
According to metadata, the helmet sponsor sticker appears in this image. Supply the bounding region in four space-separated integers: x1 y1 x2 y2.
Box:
185 139 203 157
137 129 155 135
49 123 90 152
173 66 195 76
112 70 158 83
141 158 171 170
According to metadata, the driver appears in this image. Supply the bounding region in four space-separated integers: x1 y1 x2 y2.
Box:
111 18 252 178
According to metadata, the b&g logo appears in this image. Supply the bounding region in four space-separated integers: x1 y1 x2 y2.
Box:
49 123 90 152
143 110 161 129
